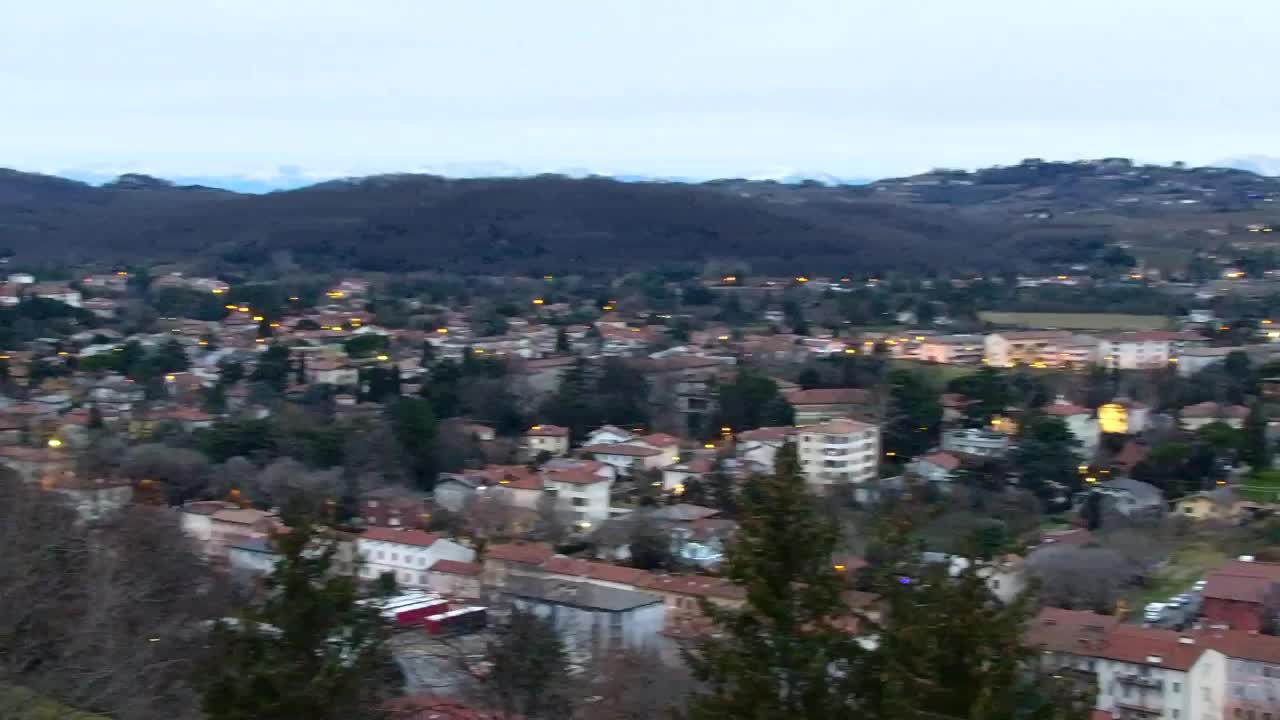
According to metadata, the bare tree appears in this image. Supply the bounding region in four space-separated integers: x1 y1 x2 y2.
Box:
120 443 211 503
572 647 694 720
1025 544 1133 612
0 476 228 720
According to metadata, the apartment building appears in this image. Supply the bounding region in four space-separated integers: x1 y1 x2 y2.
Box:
356 528 476 589
1096 331 1185 370
983 331 1072 368
917 334 984 364
795 418 880 498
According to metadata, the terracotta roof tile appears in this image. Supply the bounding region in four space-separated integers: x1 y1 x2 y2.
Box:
360 528 440 548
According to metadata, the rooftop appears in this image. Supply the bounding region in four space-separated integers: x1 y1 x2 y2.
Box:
501 575 662 612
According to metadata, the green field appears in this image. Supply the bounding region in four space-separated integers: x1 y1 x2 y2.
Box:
978 312 1171 331
1236 473 1280 504
1127 541 1230 615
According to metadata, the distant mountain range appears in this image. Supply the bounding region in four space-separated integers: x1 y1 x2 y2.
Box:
1 157 1277 276
1213 155 1280 177
51 165 871 194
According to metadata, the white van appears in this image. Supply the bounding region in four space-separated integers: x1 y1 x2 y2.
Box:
1143 602 1166 623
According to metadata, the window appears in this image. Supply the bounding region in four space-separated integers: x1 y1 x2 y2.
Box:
420 573 428 584
377 551 384 560
391 553 399 562
1173 682 1181 693
571 497 587 507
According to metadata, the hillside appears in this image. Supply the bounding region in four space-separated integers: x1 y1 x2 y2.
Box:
1 159 1278 275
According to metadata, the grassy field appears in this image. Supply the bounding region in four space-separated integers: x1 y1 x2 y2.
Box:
978 311 1171 331
891 359 978 386
1127 541 1230 614
1235 473 1280 503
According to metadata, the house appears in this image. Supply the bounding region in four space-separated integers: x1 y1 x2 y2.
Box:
512 355 578 400
786 387 875 425
1087 478 1164 518
910 451 961 484
1201 559 1280 632
660 455 715 494
499 575 665 655
207 507 280 563
46 476 133 520
426 559 483 600
626 355 732 429
1180 401 1250 431
524 424 570 457
481 541 556 591
361 486 432 528
794 418 880 497
356 528 477 589
540 458 616 529
734 426 792 468
580 442 668 476
940 428 1010 458
634 573 745 623
584 424 635 446
1044 397 1099 457
983 331 1072 368
1174 488 1254 521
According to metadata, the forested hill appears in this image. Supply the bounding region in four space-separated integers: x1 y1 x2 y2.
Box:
1 158 1277 274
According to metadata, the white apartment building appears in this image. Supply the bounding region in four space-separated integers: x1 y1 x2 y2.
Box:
356 528 476 589
540 458 617 530
795 418 880 498
1096 331 1186 370
940 428 1010 458
917 334 984 364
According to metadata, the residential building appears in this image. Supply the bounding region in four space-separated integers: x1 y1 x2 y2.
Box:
360 486 431 528
1181 402 1250 431
356 528 477 589
917 334 984 364
525 424 570 457
735 426 792 468
910 451 961 484
983 331 1072 368
1096 331 1187 370
580 442 669 476
1086 478 1164 518
500 575 665 655
1178 347 1236 377
426 559 483 600
228 537 281 579
795 418 880 497
786 387 876 425
941 427 1010 458
1045 397 1099 457
1201 560 1280 632
1174 489 1253 522
480 541 556 592
584 424 636 446
540 458 617 529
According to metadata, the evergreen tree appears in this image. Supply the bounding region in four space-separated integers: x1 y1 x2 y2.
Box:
555 326 570 353
257 317 274 339
251 344 291 392
87 404 105 431
686 443 859 719
294 352 307 385
884 369 942 461
419 340 435 368
199 519 399 720
1014 411 1081 503
540 357 595 440
1241 400 1271 470
481 609 572 719
389 397 438 490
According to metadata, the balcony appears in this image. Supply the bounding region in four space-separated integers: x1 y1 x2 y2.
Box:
1113 700 1163 718
1116 674 1163 691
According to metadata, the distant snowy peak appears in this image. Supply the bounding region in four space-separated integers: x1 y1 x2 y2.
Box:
1213 155 1280 177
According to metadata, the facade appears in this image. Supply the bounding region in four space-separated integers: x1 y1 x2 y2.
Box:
795 418 880 496
1201 560 1280 633
500 575 665 655
541 461 616 529
983 331 1072 368
1045 398 1100 457
941 427 1010 457
917 334 984 364
787 388 876 425
910 452 961 484
356 528 477 589
580 442 669 476
524 424 570 457
1096 331 1186 370
1181 402 1250 432
426 559 483 600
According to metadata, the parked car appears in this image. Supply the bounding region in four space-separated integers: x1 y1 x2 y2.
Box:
1143 602 1167 623
1193 580 1207 592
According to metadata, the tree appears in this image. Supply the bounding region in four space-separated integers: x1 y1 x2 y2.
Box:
628 517 674 570
473 609 572 719
797 367 822 390
389 398 438 490
419 340 435 368
555 326 570 353
199 519 399 720
686 443 859 719
713 368 793 435
1241 400 1271 471
251 344 291 392
1013 412 1081 503
883 369 942 461
218 358 245 386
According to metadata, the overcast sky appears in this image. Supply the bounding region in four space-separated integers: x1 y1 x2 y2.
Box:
3 0 1278 183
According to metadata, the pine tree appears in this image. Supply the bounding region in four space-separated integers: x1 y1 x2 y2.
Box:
1241 400 1270 471
419 340 435 368
555 326 570 353
686 443 859 719
199 518 399 720
87 404 105 430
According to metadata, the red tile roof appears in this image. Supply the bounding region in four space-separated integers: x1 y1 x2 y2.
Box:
736 426 793 442
918 452 961 471
1203 574 1275 603
1025 608 1120 654
638 432 680 448
539 556 651 586
581 443 663 458
1094 625 1205 671
634 574 745 601
1198 629 1280 663
360 528 440 548
484 542 556 566
525 424 569 437
1182 401 1250 419
429 559 483 576
1044 400 1090 417
786 388 873 406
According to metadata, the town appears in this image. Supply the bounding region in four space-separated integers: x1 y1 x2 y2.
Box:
2 255 1280 720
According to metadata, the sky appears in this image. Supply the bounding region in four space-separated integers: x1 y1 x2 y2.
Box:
3 0 1279 186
